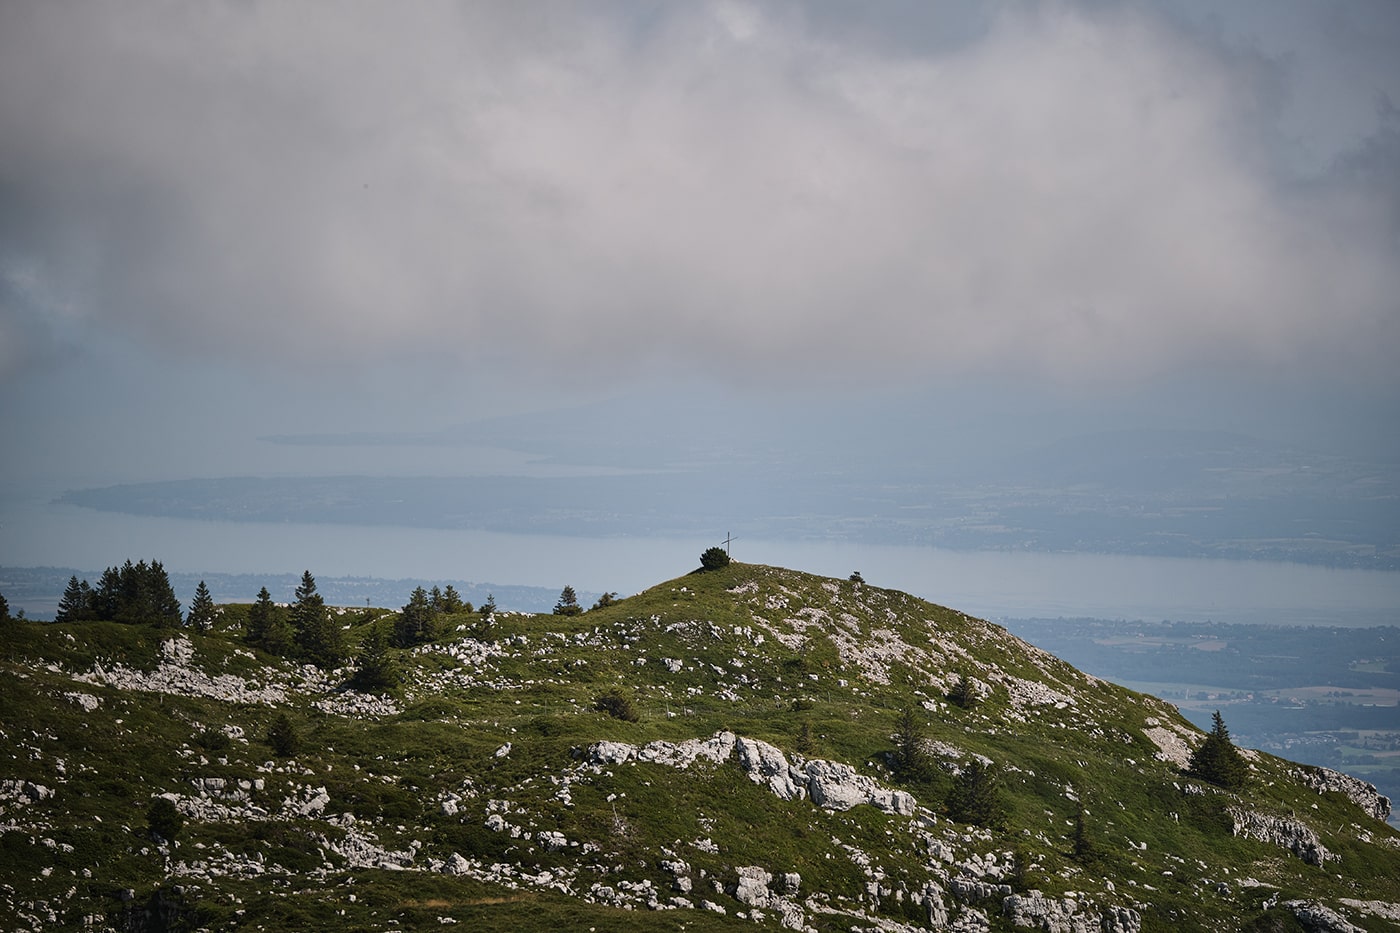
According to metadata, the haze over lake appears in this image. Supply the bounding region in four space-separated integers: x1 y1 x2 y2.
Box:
4 485 1397 626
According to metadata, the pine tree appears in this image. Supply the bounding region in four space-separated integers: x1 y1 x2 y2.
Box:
553 586 582 616
1072 804 1098 862
92 566 121 621
186 581 217 633
56 576 90 623
481 594 496 618
892 705 935 782
353 624 399 692
1187 710 1248 789
393 586 436 647
267 713 299 757
292 571 344 669
948 669 980 709
147 561 183 628
947 759 1007 828
0 591 10 623
428 585 444 612
440 584 466 614
590 592 618 611
246 587 293 656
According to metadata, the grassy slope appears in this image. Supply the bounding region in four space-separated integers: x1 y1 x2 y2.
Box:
2 562 1398 931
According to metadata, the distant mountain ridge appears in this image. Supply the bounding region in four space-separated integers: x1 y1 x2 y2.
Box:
3 561 1399 930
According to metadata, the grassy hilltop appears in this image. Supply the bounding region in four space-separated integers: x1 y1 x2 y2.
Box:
2 561 1398 931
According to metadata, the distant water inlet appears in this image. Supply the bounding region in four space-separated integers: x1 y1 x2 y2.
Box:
2 495 1398 625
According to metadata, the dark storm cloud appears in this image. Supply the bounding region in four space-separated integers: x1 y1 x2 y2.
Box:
1 1 1397 388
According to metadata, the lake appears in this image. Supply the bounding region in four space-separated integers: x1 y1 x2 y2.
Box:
3 490 1398 625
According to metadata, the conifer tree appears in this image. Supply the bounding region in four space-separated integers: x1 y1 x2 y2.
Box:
947 759 1007 828
353 623 399 692
267 713 299 757
948 669 980 709
1072 804 1098 862
147 561 183 628
292 570 344 669
481 594 496 618
440 584 466 614
246 586 293 656
0 591 10 623
186 581 217 633
393 586 436 647
1187 710 1248 789
892 705 935 782
553 585 582 616
56 575 90 622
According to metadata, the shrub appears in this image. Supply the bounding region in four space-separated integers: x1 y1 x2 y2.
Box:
195 726 231 753
267 713 300 757
594 689 640 722
146 797 184 842
700 547 730 570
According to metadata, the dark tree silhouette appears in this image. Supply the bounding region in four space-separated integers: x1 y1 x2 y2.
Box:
1187 710 1248 789
554 586 582 616
700 547 730 570
292 571 344 669
186 581 217 633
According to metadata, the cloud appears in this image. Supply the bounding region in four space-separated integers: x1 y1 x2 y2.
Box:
1 1 1396 389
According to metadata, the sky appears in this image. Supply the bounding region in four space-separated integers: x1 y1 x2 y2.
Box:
2 0 1399 587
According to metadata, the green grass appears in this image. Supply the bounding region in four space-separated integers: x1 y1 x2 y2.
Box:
2 561 1398 931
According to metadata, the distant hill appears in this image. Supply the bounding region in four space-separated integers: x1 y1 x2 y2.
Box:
3 562 1398 931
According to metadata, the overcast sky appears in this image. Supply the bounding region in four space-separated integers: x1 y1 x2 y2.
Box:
2 0 1398 492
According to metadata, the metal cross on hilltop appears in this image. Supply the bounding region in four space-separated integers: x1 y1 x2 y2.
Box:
723 532 735 556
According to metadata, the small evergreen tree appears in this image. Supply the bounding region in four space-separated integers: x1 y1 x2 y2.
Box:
352 624 399 692
948 669 980 709
481 593 496 618
428 585 445 612
590 592 618 611
849 571 864 583
186 581 217 633
795 719 816 756
554 586 582 616
947 759 1007 828
440 584 466 614
700 546 730 570
267 713 299 757
146 561 183 628
394 586 436 647
246 587 293 656
292 571 344 669
1072 804 1098 862
0 590 10 623
1187 710 1248 789
892 705 935 782
55 576 90 623
146 797 184 842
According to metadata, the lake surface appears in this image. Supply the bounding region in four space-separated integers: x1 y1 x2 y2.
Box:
4 489 1398 625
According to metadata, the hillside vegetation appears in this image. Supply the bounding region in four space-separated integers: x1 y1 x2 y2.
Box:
2 562 1398 932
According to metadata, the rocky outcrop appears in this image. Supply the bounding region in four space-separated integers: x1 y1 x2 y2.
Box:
1228 807 1330 866
1284 899 1366 933
1293 766 1392 822
804 759 916 815
588 731 916 816
1002 891 1142 933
